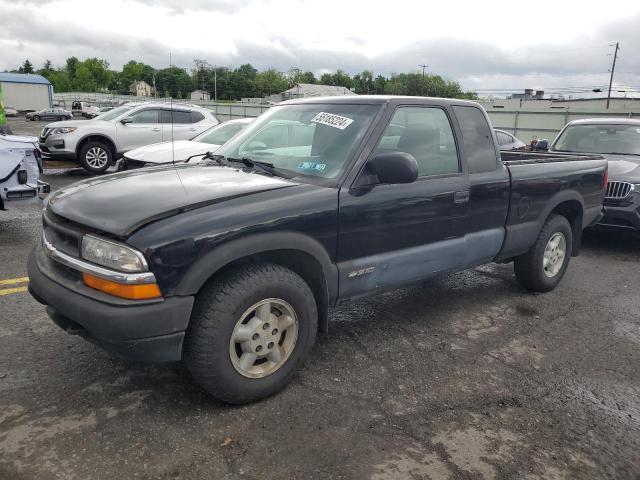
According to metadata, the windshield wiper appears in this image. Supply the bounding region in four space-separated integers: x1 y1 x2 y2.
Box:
183 151 226 165
226 157 292 178
607 152 640 157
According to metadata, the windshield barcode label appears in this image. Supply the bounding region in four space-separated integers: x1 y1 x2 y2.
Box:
310 112 354 130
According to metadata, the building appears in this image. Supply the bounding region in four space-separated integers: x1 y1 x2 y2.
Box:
0 73 53 111
129 81 153 97
509 89 545 100
190 89 210 101
280 83 357 101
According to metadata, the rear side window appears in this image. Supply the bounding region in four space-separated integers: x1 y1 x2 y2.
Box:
374 106 459 177
190 111 205 123
453 106 497 173
160 110 191 124
496 131 511 146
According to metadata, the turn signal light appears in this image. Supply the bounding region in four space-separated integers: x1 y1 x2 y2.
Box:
82 273 162 300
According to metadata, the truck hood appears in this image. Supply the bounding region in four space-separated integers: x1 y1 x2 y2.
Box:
125 140 220 164
47 164 299 237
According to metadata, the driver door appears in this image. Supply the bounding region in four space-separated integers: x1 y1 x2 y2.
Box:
116 108 163 151
337 105 470 298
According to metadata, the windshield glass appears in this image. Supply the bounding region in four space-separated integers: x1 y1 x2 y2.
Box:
96 105 135 121
193 122 248 145
553 124 640 155
215 103 380 180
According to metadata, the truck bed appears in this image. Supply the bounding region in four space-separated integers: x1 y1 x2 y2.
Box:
501 151 604 165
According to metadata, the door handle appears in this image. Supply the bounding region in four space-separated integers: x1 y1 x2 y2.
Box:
151 128 160 132
454 190 470 204
189 128 197 131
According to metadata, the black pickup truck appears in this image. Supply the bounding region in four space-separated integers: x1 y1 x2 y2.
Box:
28 96 608 403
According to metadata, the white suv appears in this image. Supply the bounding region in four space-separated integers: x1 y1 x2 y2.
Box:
38 102 219 173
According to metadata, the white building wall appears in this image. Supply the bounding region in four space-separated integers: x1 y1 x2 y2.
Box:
1 82 51 111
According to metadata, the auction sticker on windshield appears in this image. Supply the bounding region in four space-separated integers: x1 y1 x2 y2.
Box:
310 112 354 130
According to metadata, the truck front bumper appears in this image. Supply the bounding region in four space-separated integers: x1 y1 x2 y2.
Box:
27 246 194 362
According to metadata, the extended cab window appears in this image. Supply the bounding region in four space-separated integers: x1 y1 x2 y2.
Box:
131 109 160 124
453 106 497 173
374 107 459 177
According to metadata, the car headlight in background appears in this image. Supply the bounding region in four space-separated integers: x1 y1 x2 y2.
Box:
81 234 148 273
50 127 77 135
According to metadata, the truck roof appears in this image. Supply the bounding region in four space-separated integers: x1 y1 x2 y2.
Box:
280 95 481 107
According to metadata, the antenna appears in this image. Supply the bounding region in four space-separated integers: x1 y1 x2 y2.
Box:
171 95 175 166
606 42 620 109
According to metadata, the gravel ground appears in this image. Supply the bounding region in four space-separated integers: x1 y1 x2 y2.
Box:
1 117 639 479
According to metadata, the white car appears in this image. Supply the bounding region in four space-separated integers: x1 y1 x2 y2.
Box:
0 133 49 210
119 118 254 169
39 102 219 173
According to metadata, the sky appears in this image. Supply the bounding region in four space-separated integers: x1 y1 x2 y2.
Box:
1 0 639 98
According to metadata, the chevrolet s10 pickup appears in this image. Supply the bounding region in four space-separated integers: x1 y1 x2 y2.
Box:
28 96 608 403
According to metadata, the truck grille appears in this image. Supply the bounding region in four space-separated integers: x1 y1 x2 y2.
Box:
605 181 633 199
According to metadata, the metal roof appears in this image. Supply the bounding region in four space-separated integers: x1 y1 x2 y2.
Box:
0 73 51 85
281 83 357 97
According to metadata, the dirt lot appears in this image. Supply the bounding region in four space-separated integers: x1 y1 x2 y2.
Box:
0 118 639 479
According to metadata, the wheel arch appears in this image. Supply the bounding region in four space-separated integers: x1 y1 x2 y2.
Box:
75 134 117 159
175 232 339 333
549 199 583 256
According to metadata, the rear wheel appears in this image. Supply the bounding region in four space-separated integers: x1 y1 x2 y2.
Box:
33 115 40 121
79 141 112 173
514 214 573 292
185 263 317 404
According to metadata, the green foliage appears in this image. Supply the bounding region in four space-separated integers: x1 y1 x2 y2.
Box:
26 57 477 101
18 59 34 74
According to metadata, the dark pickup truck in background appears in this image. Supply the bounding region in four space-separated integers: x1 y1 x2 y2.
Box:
28 96 608 403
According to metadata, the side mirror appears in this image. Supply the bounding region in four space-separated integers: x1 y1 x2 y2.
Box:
366 152 418 185
120 117 133 125
535 139 549 151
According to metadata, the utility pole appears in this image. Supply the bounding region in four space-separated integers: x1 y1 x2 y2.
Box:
214 66 217 103
418 64 428 79
606 42 619 109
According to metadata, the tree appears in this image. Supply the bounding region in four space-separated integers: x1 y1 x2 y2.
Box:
254 68 288 96
65 57 79 80
18 59 34 74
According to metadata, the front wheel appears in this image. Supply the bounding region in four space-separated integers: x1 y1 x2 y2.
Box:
33 115 40 121
78 141 112 173
185 263 318 404
514 214 573 292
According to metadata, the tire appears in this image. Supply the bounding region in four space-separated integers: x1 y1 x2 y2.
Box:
57 116 63 121
78 141 112 173
514 214 573 292
33 115 40 121
185 263 318 404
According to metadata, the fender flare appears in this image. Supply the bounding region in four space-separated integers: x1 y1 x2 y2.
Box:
497 189 585 261
174 231 339 305
75 133 117 157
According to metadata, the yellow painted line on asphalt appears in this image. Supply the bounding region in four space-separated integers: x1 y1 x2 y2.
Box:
0 286 28 296
0 277 29 286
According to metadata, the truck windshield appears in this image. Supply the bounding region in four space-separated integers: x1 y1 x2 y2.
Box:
553 124 640 156
97 105 135 121
215 103 381 180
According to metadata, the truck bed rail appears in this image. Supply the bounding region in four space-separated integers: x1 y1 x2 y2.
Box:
500 151 604 166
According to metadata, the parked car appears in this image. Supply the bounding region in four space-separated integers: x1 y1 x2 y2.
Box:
72 101 100 118
38 102 219 173
494 129 526 151
1 133 49 210
26 108 73 122
28 96 607 404
4 106 18 117
550 118 640 230
85 106 114 119
120 117 254 169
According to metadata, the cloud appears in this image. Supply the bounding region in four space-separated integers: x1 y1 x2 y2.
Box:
0 0 638 97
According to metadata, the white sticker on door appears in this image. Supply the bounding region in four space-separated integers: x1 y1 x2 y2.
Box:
310 112 354 130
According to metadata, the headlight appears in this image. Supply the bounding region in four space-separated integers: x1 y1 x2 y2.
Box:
50 127 77 135
81 235 148 273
